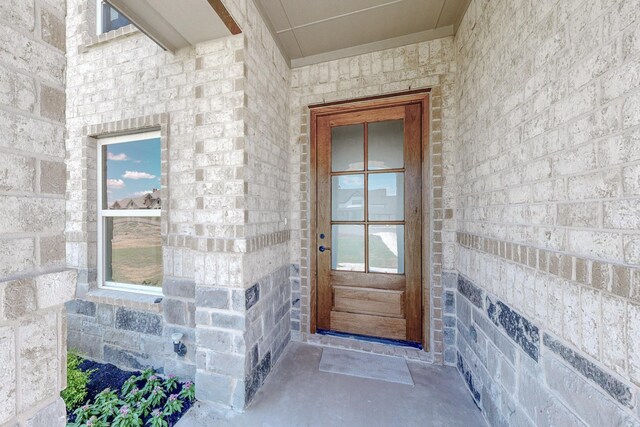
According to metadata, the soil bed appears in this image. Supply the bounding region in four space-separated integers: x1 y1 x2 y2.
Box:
67 360 193 426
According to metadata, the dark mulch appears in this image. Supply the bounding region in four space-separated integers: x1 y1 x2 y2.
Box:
68 360 193 426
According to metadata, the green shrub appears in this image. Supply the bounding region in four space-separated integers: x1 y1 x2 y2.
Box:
61 352 95 411
69 369 195 427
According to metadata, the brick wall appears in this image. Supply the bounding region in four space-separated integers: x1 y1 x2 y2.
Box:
454 0 640 424
0 0 74 425
289 37 457 363
65 0 292 409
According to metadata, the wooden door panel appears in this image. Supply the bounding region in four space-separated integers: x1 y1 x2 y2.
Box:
330 312 406 341
333 286 404 318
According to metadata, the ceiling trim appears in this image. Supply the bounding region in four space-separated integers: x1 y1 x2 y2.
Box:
206 0 242 35
291 25 454 69
252 0 291 68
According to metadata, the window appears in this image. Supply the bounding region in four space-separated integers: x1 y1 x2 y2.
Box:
97 131 162 294
96 0 131 35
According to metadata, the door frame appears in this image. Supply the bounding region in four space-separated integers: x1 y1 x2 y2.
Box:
309 89 431 350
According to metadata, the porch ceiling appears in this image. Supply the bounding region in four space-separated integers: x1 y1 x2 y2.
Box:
255 0 471 67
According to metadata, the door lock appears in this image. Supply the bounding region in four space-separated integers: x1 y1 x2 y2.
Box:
319 245 331 252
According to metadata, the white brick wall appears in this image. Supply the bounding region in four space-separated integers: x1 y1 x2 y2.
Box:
456 0 640 423
0 0 72 425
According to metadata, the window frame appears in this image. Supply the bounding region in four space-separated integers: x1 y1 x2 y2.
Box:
97 130 163 296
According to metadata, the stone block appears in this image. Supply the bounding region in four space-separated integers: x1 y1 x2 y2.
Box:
442 271 457 288
195 371 232 405
580 287 600 358
40 8 65 51
40 160 66 194
544 355 638 426
0 64 36 113
543 333 632 407
39 234 65 267
163 298 189 326
629 302 640 386
602 295 626 375
0 238 35 278
35 269 76 310
245 282 260 310
196 327 234 352
164 358 196 381
211 311 245 331
103 345 154 371
557 202 599 227
0 0 34 32
456 352 481 406
19 312 58 412
164 278 195 298
456 293 471 327
0 326 16 424
196 287 229 309
25 398 66 427
457 275 483 308
39 85 65 123
1 278 36 320
0 110 64 157
245 351 271 404
103 329 141 351
0 196 65 235
486 296 539 362
444 290 455 313
205 351 245 378
623 164 640 196
96 303 114 325
115 307 162 336
0 152 35 192
65 299 96 317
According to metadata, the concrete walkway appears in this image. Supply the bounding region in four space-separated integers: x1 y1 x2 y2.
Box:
176 342 486 427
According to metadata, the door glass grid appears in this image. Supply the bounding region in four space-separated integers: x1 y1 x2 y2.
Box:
331 119 405 274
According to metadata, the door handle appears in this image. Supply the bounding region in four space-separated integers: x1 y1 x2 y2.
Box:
319 246 331 252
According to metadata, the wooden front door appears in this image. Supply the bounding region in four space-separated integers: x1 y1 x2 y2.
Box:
313 95 425 345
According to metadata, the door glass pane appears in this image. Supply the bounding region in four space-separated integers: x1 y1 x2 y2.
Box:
332 224 365 272
368 120 404 170
368 173 404 221
332 175 364 221
369 225 404 274
332 124 364 172
104 216 163 287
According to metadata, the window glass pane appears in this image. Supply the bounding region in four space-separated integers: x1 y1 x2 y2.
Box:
369 225 404 274
368 120 404 170
368 173 404 221
101 2 130 33
103 138 161 210
332 175 364 221
332 224 364 272
332 124 364 172
104 217 163 287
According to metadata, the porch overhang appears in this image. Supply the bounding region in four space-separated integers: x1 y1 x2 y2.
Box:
105 0 241 52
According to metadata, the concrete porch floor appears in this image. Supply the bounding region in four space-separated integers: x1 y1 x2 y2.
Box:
177 342 486 427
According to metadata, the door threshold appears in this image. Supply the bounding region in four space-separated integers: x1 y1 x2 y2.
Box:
316 329 423 350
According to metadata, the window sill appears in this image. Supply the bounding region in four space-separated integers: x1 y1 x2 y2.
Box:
84 288 163 313
82 24 139 51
